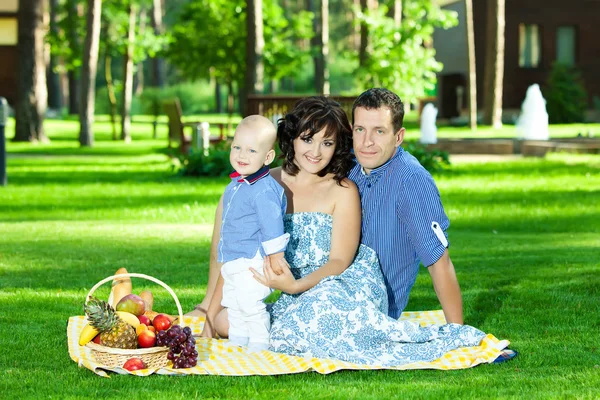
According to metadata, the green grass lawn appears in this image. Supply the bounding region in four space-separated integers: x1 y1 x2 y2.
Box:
1 122 599 399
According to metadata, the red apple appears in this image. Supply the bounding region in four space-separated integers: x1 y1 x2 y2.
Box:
115 294 146 316
123 357 146 371
92 334 101 344
138 315 151 326
152 314 171 331
138 330 156 348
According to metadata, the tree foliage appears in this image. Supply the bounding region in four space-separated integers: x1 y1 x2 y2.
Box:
166 0 313 89
48 0 168 74
354 0 458 103
544 63 588 124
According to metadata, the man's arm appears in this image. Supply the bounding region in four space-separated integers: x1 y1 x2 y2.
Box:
428 249 463 324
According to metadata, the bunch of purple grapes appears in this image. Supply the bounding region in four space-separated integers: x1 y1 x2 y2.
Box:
156 325 198 369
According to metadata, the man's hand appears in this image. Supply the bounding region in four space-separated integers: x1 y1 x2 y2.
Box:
251 256 299 294
428 249 464 325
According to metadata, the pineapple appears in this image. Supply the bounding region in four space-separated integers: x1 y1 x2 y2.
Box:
84 296 138 349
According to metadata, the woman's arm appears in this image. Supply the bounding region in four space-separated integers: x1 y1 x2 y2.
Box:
199 195 225 337
252 180 362 294
293 180 361 293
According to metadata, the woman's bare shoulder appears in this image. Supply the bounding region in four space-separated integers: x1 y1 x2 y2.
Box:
330 177 359 200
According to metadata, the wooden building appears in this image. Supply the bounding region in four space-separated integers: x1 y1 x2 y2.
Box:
0 0 18 106
433 0 600 119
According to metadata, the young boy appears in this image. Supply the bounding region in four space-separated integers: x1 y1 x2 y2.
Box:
216 115 288 351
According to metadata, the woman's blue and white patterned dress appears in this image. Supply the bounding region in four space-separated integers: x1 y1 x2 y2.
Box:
269 212 486 366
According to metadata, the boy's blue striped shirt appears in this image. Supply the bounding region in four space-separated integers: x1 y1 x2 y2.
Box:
349 147 450 319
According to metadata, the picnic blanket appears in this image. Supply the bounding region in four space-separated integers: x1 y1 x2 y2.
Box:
67 310 509 377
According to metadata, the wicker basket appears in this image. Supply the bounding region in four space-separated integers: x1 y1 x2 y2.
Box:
83 273 185 369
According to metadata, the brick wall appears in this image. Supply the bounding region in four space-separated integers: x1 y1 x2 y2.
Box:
474 0 600 109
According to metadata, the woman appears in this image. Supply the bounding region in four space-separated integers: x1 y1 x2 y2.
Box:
203 97 485 366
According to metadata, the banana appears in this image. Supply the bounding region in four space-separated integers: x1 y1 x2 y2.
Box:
79 323 99 346
116 311 141 328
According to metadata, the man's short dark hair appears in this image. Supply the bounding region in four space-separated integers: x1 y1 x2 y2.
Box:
352 88 405 132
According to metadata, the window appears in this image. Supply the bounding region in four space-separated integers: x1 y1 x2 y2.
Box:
556 26 576 66
0 18 18 45
519 24 541 68
0 0 18 13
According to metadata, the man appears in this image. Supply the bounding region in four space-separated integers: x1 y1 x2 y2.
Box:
348 88 464 324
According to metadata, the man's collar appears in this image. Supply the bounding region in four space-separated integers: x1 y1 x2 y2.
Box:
360 147 403 176
229 165 270 185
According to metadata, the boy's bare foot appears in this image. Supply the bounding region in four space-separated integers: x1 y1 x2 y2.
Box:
184 304 207 318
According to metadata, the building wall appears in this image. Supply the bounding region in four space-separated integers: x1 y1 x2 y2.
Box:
474 0 600 109
0 1 18 106
433 1 468 74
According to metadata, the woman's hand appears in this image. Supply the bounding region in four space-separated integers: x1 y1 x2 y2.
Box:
251 257 300 294
200 316 216 338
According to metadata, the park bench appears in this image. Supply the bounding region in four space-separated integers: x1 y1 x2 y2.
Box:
163 98 228 154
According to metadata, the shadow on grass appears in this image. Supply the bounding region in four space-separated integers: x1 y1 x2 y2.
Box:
444 158 599 178
0 239 213 293
0 192 222 220
8 144 171 157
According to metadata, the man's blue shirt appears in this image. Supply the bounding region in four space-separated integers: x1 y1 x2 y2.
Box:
348 147 450 319
218 166 288 263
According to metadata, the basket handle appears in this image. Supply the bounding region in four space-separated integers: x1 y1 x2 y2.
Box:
85 273 184 327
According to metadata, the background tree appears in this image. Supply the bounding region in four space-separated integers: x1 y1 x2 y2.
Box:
482 0 505 128
308 0 330 94
66 0 82 114
167 0 312 114
244 0 265 115
79 0 102 147
14 0 48 142
150 0 165 88
355 0 457 104
120 2 137 142
47 0 63 110
465 0 477 130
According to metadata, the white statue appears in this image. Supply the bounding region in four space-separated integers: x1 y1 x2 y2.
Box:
420 103 438 144
516 84 549 140
200 122 211 156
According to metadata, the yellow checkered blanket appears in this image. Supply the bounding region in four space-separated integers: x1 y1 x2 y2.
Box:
67 311 509 377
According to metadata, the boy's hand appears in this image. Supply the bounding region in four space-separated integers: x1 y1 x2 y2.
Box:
267 252 285 275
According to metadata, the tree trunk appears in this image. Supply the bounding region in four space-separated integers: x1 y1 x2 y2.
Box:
150 0 165 88
243 0 264 116
393 0 402 27
134 7 146 95
120 4 136 143
464 0 477 131
482 0 505 128
79 0 101 147
308 0 329 94
215 82 222 113
67 0 80 115
47 0 62 110
105 52 118 140
14 0 48 142
358 0 368 67
228 80 234 134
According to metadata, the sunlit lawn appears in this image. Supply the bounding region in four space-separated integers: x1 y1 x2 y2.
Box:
1 120 599 399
